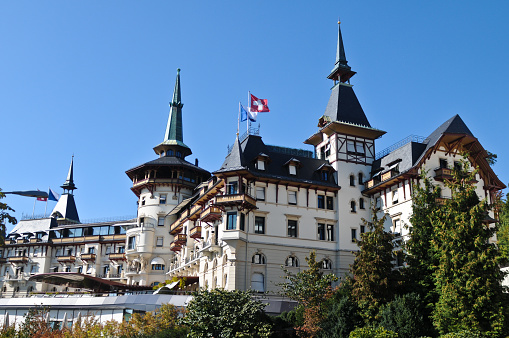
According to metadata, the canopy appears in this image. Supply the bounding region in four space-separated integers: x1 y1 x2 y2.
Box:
150 257 165 265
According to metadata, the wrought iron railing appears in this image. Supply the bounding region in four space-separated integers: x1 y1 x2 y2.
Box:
375 135 428 160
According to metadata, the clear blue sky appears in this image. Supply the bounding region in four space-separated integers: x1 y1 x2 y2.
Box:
1 2 508 231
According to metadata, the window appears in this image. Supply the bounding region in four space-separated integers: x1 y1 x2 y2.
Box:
141 196 145 206
285 256 299 267
228 182 238 195
350 175 355 186
252 253 266 264
317 195 325 209
318 223 325 240
240 212 246 231
105 246 111 255
361 225 366 234
156 237 163 247
77 266 83 274
395 251 404 267
118 246 125 253
139 217 145 227
176 151 182 158
327 224 334 241
158 195 166 205
289 164 297 175
287 220 298 237
392 190 399 204
347 140 365 154
128 236 136 250
393 219 401 235
454 161 461 171
152 264 165 270
33 248 39 257
325 143 331 157
376 197 381 208
30 265 38 274
288 191 297 205
251 273 265 292
88 247 95 254
256 187 265 201
254 216 265 234
359 198 365 209
118 264 123 274
168 150 174 156
439 158 448 169
52 266 59 273
351 229 357 242
158 216 165 226
257 160 265 170
226 212 237 230
322 259 332 270
321 171 329 181
356 141 365 154
350 201 357 213
326 196 334 210
319 146 325 159
358 172 364 185
87 265 93 274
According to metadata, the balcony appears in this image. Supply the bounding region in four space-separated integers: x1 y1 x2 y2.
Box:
80 253 96 261
190 226 202 239
170 210 189 235
215 194 256 209
188 204 202 221
170 242 182 252
29 238 42 244
435 197 450 205
434 168 454 182
7 256 29 263
16 239 27 244
175 234 187 245
101 234 127 242
194 179 225 205
57 255 76 263
200 206 222 222
364 169 400 192
108 253 126 261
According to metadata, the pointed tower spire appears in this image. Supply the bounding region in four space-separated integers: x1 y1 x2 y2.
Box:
60 156 77 194
328 20 356 84
154 69 192 158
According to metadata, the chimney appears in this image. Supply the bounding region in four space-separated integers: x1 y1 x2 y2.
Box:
195 158 199 167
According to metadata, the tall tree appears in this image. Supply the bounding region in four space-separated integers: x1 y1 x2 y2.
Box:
350 205 396 323
0 188 17 245
431 159 505 336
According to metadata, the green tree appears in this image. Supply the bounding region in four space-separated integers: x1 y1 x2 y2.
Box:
431 159 505 336
181 288 272 338
0 189 17 245
378 293 428 338
496 196 509 261
279 251 338 337
350 205 396 323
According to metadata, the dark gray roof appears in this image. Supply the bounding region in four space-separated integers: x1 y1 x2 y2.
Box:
51 194 80 223
324 83 371 128
127 156 210 175
215 135 338 188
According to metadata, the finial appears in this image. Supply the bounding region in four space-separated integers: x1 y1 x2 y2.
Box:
338 16 341 25
177 68 180 73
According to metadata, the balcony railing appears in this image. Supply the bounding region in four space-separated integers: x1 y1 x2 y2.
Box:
57 255 76 263
80 253 96 261
108 253 126 261
7 256 29 263
364 169 399 190
215 194 256 209
434 167 454 181
170 242 182 252
175 234 187 245
200 206 222 222
190 226 202 239
188 204 202 221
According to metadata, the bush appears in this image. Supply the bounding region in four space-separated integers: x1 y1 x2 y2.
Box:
319 295 362 338
349 326 398 338
378 293 432 338
439 330 485 338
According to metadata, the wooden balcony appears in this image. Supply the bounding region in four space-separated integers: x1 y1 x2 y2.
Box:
215 194 256 209
188 204 202 221
7 256 29 263
108 253 126 261
170 242 182 252
29 238 42 244
434 168 454 182
102 234 127 242
200 206 222 222
175 234 187 245
190 226 202 239
80 253 96 261
57 255 76 263
195 179 225 205
0 258 6 264
16 239 27 244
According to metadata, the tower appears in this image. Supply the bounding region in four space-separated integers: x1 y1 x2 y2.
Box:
304 21 386 273
125 69 210 286
51 156 80 224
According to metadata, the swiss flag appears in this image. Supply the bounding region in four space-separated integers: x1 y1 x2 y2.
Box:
250 94 270 113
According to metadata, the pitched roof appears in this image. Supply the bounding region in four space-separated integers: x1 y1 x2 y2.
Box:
126 156 210 176
215 135 338 189
323 83 371 128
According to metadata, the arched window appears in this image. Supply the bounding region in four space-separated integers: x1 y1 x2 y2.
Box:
349 175 355 186
285 256 299 267
322 259 332 270
252 253 266 264
358 172 364 185
359 198 365 209
350 201 357 213
251 273 265 292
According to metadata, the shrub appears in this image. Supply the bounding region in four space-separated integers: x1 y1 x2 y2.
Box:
349 326 398 338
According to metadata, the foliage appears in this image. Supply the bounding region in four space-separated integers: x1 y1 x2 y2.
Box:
496 196 509 261
318 283 362 338
486 151 497 166
0 189 17 245
439 330 486 338
279 251 338 337
430 158 505 336
152 277 187 291
271 311 299 337
181 288 272 338
350 205 396 323
378 293 429 338
348 326 398 338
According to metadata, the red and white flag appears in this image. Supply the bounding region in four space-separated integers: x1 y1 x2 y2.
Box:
36 189 47 201
250 94 270 113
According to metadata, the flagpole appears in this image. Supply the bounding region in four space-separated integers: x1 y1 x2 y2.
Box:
247 91 250 135
237 102 240 138
44 187 49 217
32 198 36 218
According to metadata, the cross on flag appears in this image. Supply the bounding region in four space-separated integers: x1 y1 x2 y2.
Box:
250 93 270 113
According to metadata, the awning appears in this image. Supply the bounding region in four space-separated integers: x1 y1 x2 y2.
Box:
150 257 165 265
167 198 193 216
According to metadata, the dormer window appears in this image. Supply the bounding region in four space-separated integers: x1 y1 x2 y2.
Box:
257 160 265 170
321 171 328 181
289 164 297 175
285 158 301 175
255 153 270 171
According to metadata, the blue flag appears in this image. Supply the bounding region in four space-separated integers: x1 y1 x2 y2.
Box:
48 188 60 202
240 104 256 122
